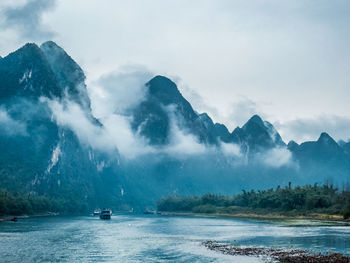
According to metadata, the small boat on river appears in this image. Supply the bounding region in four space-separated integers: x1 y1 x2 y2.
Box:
99 208 112 219
93 209 101 216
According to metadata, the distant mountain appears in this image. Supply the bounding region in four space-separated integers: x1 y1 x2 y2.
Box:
1 41 349 212
0 43 61 100
287 133 350 182
0 42 123 212
40 41 91 110
131 75 220 145
289 132 346 163
343 142 350 155
231 114 285 153
130 76 285 154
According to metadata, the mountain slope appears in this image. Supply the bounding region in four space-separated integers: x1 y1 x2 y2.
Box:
1 41 349 212
0 43 61 100
0 42 123 212
131 75 220 145
40 41 91 109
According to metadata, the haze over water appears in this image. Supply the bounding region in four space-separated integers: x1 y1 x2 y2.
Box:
0 215 349 263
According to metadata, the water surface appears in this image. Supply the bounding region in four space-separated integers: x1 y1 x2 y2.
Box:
0 214 349 262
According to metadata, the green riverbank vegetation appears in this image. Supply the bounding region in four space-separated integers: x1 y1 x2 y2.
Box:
0 189 87 216
157 183 350 220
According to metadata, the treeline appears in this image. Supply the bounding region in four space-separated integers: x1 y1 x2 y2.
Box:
157 183 350 219
0 189 88 216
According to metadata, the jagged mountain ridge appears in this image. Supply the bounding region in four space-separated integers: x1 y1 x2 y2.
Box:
131 75 287 154
134 75 350 176
0 43 61 100
0 41 124 211
131 76 219 145
131 74 350 173
0 41 349 212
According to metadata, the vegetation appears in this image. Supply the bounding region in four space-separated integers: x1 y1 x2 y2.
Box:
0 188 88 216
157 183 350 219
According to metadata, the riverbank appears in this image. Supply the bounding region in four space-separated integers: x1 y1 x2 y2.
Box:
0 212 59 222
203 240 350 263
159 211 350 225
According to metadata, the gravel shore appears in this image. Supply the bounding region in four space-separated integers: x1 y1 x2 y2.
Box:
203 240 350 263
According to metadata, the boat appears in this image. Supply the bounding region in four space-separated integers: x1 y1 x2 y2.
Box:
93 209 101 216
99 208 112 219
143 209 156 215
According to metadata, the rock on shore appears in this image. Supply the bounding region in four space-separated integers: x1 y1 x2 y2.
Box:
203 240 350 263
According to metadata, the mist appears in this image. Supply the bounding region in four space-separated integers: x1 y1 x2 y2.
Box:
0 108 27 136
43 66 298 182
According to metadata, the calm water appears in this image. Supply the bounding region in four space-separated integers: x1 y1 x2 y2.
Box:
0 214 349 262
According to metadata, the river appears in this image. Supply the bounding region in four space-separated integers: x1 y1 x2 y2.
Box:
0 214 349 262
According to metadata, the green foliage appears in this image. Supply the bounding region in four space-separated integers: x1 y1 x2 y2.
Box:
0 189 87 216
343 194 350 219
192 204 217 214
157 183 350 219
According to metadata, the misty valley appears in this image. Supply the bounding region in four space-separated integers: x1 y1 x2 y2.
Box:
1 41 350 263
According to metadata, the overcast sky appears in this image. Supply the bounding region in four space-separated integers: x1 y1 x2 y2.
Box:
1 0 349 143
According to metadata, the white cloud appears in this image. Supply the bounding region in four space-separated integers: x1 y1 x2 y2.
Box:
89 65 153 118
227 97 263 129
220 142 242 158
257 147 295 169
164 112 207 157
0 108 27 136
1 0 56 41
275 115 350 143
42 97 117 152
100 113 154 159
1 0 350 144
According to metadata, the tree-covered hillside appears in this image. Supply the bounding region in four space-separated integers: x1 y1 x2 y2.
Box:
157 183 350 219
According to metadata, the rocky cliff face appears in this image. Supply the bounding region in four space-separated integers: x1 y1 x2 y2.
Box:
1 41 349 211
131 75 219 145
0 42 122 211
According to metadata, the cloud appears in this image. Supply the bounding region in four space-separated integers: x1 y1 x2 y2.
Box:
257 147 296 169
161 105 207 157
174 77 219 119
44 96 153 159
220 141 242 158
44 96 154 159
45 66 156 159
275 115 350 143
89 65 153 118
44 73 241 160
44 95 208 159
41 65 297 166
1 0 56 41
0 108 27 136
46 96 157 159
100 113 154 158
227 97 263 128
42 98 117 152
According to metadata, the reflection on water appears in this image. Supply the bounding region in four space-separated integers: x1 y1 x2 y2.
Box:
0 215 349 263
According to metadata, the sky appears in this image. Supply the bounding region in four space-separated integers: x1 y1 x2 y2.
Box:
0 0 350 143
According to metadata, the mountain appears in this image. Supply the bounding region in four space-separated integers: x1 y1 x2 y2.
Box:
130 75 285 154
0 43 61 100
213 123 232 143
231 115 285 153
0 42 123 212
131 75 221 145
287 132 350 182
287 140 299 152
290 132 345 162
343 142 350 155
1 41 350 213
40 41 91 110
